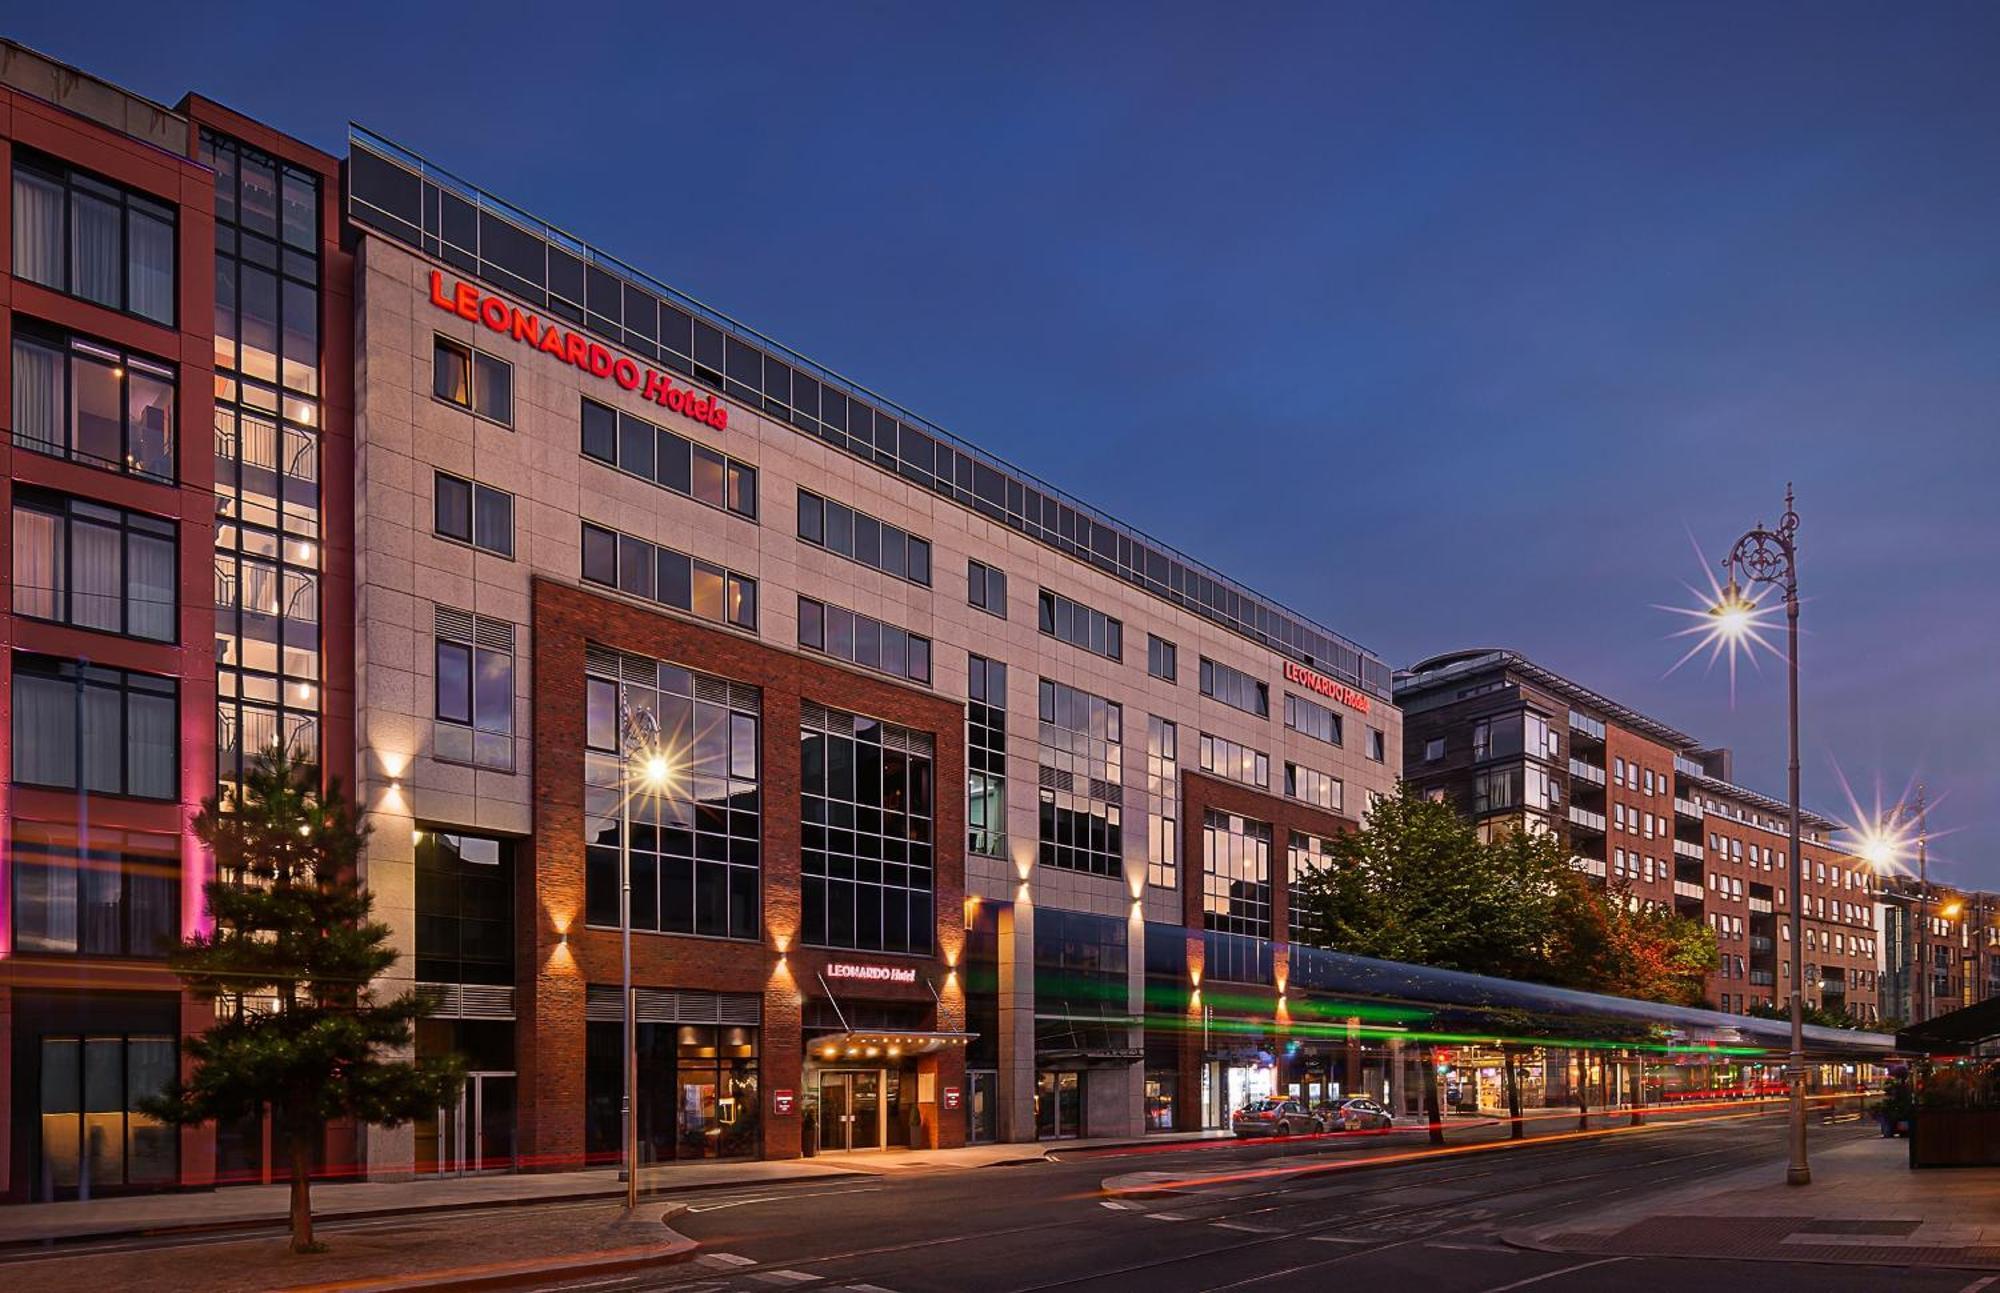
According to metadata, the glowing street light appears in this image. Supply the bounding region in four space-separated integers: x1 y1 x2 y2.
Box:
1682 485 1811 1188
617 696 665 1211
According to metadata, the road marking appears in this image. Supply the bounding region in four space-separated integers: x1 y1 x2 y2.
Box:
1958 1279 1999 1293
844 1286 901 1293
697 1252 757 1267
1308 1235 1374 1244
1213 1221 1287 1234
751 1273 824 1286
1476 1256 1631 1291
1101 1200 1143 1211
1145 1212 1190 1221
1426 1241 1520 1253
688 1187 884 1213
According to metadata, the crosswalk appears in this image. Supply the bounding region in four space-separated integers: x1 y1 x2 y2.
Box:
684 1251 904 1293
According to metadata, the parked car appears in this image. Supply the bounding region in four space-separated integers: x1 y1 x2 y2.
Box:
1232 1098 1316 1137
1317 1096 1394 1132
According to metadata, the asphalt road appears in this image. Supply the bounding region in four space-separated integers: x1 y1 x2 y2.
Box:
513 1112 1976 1293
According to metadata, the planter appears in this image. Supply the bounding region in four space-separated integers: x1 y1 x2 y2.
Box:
1910 1108 2000 1167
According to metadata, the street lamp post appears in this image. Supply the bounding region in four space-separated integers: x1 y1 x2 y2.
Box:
1707 484 1810 1187
617 692 662 1212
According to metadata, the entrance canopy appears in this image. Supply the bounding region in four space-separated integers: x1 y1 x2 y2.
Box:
806 1030 975 1062
1897 998 2000 1055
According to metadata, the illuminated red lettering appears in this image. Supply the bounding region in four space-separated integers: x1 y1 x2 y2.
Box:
479 298 510 332
512 310 540 344
538 322 567 357
612 357 640 390
666 387 687 412
429 270 453 311
586 343 613 378
711 405 728 430
1283 661 1370 714
642 370 671 404
564 334 589 370
453 282 480 322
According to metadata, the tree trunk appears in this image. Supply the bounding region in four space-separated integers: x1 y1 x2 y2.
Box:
1502 1045 1524 1140
287 1127 318 1253
1422 1046 1445 1146
1628 1053 1645 1127
1574 1051 1589 1131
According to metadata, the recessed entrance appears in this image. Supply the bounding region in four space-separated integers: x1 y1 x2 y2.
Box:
818 1069 884 1152
1035 1070 1083 1140
417 1070 517 1175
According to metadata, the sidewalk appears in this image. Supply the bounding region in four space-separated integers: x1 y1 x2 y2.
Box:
1508 1132 2000 1270
0 1132 1230 1248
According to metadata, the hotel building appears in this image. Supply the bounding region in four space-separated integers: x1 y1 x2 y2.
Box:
0 43 1401 1197
1396 649 1881 1023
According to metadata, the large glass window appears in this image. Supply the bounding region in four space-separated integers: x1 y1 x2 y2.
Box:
12 489 176 641
968 654 1008 857
581 521 757 631
1284 762 1342 813
433 336 511 424
1146 716 1179 891
1037 589 1122 661
1288 831 1338 941
585 649 762 940
1036 679 1123 878
1203 810 1272 939
797 489 930 586
1199 733 1269 790
433 606 514 771
797 596 931 685
1033 908 1130 1020
1148 635 1178 683
968 559 1007 617
12 153 176 325
12 656 176 799
800 703 935 953
36 1034 178 1194
433 471 514 557
414 831 514 985
586 1008 759 1163
581 397 756 519
10 822 178 958
1198 658 1268 717
11 327 175 481
1283 692 1343 746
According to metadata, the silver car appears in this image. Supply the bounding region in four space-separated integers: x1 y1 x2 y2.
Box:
1231 1098 1316 1137
1318 1096 1394 1132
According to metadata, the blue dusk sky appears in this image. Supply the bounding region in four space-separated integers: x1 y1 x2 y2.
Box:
13 3 1999 882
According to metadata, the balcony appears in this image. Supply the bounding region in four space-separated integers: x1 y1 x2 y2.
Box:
1674 880 1705 901
1674 797 1704 820
1568 758 1606 787
1568 805 1607 833
1750 936 1776 954
1569 711 1607 742
1673 838 1704 861
1675 754 1705 779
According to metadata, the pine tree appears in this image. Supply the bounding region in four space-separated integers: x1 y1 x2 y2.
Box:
143 749 461 1253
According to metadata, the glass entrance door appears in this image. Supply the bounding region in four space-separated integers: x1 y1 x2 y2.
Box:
1035 1071 1083 1139
419 1072 517 1175
967 1071 999 1143
817 1071 885 1151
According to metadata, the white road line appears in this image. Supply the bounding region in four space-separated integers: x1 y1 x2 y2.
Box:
1101 1200 1143 1211
1213 1221 1287 1234
1426 1241 1520 1253
1958 1278 1999 1293
1144 1212 1190 1221
687 1186 884 1213
844 1286 902 1293
1477 1256 1631 1292
750 1272 824 1286
1307 1235 1374 1244
697 1251 757 1267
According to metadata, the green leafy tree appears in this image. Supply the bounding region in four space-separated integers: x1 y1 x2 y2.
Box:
1746 999 1868 1030
143 750 461 1253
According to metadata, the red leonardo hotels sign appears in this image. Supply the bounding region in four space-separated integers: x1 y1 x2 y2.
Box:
428 270 728 431
1283 661 1371 714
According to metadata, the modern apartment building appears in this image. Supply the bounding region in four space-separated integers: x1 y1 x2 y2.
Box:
1880 877 2000 1025
0 43 1401 1198
1396 649 1881 1023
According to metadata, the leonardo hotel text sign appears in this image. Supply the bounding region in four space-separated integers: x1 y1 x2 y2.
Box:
1283 661 1371 714
825 962 919 985
428 270 728 431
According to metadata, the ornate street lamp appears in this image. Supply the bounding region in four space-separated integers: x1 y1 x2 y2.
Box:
1702 485 1811 1186
618 694 665 1211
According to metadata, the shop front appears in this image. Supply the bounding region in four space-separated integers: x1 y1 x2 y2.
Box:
584 986 762 1165
799 964 972 1154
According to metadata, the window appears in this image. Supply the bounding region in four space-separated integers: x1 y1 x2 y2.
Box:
585 648 762 940
33 1033 178 1192
1289 831 1339 940
1199 658 1268 717
1203 810 1272 939
581 397 756 518
1284 692 1343 746
968 559 1007 617
12 489 175 641
1037 679 1123 878
797 596 932 684
10 822 177 958
1146 716 1179 890
433 471 514 557
13 153 176 324
801 703 934 954
1285 763 1342 813
1367 727 1386 762
414 831 514 985
797 489 931 586
1423 737 1444 762
11 327 175 480
968 654 1008 856
1037 589 1122 660
433 336 511 424
1148 635 1178 683
432 605 514 771
1199 733 1268 789
11 656 176 798
580 521 757 630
